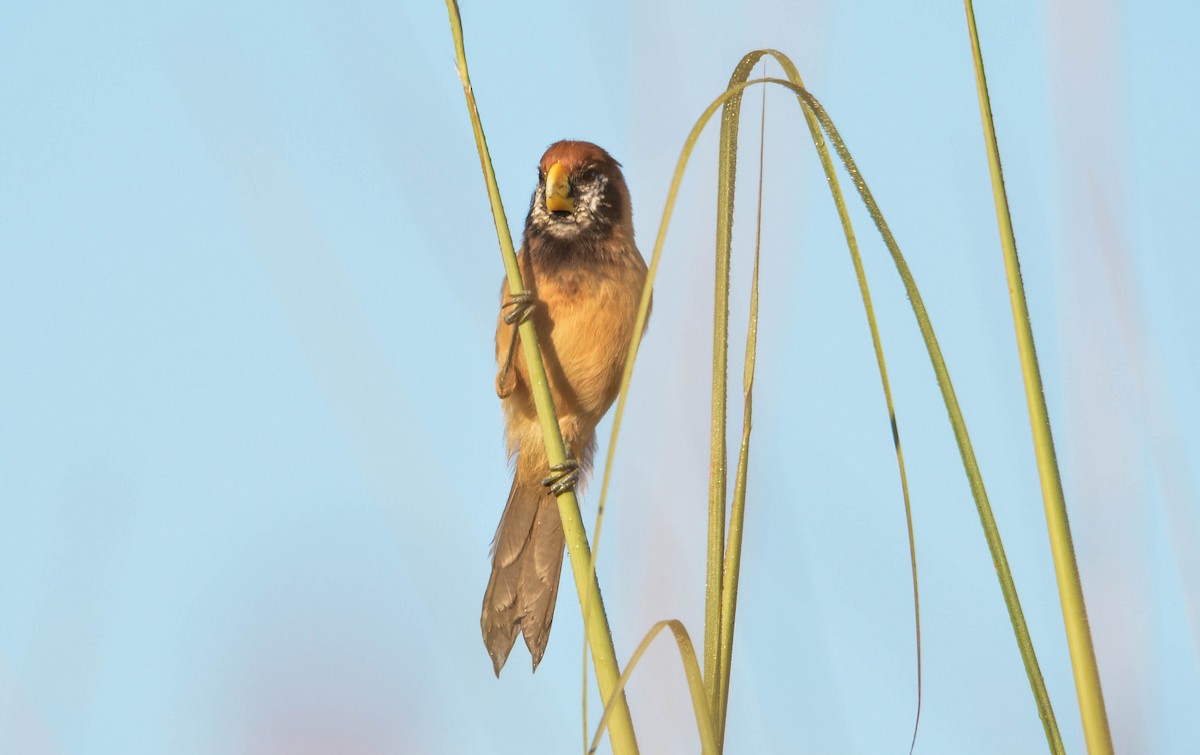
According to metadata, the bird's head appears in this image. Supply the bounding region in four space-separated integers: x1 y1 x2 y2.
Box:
524 140 631 245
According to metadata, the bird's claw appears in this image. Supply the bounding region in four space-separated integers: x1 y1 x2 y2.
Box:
502 290 535 326
542 458 580 496
496 290 535 398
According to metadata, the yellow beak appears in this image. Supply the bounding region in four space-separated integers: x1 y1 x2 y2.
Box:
545 162 574 213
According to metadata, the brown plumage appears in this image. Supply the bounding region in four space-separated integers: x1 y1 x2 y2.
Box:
481 141 649 675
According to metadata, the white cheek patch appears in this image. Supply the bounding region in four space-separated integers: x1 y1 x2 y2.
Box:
527 173 612 241
576 174 610 224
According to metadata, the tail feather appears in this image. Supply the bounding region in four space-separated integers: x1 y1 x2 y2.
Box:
481 471 566 676
518 500 565 666
491 477 538 570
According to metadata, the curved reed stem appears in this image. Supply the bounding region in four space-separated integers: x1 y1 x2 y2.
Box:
597 73 1063 754
590 621 717 755
709 50 923 749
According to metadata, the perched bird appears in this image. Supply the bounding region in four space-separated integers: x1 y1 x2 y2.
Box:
482 141 649 676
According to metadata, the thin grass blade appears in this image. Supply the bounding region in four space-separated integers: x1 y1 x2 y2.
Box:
792 84 1065 754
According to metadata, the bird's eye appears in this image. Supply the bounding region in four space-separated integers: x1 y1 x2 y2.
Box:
537 169 545 183
580 168 598 183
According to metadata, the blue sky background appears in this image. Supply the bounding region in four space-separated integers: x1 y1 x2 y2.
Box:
2 1 1197 753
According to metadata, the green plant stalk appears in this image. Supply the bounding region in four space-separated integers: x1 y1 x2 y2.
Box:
444 4 638 753
590 621 717 755
703 80 734 727
964 3 1113 753
715 70 765 749
716 184 759 750
709 50 923 750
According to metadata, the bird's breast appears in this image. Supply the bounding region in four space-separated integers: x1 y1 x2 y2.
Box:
532 258 645 420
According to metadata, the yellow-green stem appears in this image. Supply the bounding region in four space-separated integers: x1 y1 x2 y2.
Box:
715 68 765 749
709 50 924 750
590 621 717 755
704 78 734 728
444 4 638 753
964 3 1113 753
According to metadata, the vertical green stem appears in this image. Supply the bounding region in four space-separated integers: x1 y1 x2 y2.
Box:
704 78 735 727
444 4 639 753
964 4 1113 753
715 75 765 749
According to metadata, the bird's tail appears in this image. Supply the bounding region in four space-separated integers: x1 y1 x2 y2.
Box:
481 458 566 676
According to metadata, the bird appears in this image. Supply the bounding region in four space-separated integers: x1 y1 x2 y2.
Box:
481 140 649 676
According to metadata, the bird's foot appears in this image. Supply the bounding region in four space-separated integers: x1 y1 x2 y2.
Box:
541 458 580 497
496 290 535 398
502 289 535 326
